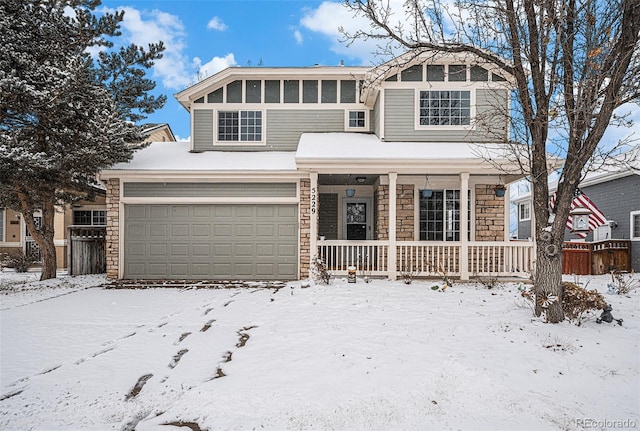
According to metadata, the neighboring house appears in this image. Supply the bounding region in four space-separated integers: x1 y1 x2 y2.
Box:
99 51 538 282
514 148 640 271
0 124 175 271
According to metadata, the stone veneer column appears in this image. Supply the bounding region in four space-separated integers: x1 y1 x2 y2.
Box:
105 178 120 279
375 184 389 240
299 179 311 279
396 184 415 240
475 184 506 241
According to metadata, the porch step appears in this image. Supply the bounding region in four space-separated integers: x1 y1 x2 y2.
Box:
104 279 289 290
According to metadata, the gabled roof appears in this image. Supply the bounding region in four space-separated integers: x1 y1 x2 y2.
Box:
174 65 369 111
141 123 176 142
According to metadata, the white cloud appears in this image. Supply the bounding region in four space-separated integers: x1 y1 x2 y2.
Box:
292 27 303 45
193 53 237 80
207 17 228 31
100 6 192 89
300 1 409 65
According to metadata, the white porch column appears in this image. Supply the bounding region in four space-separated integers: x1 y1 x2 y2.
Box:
309 172 318 278
459 172 470 280
388 172 398 280
504 184 511 241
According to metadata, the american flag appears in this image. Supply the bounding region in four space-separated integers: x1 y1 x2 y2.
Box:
549 190 607 238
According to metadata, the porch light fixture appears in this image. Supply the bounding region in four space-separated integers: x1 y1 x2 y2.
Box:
569 206 592 233
494 175 506 197
355 176 366 184
345 188 356 198
420 175 433 198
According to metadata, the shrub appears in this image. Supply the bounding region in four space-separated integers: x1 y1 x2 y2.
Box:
1 250 39 273
310 256 331 285
521 282 607 325
610 270 639 295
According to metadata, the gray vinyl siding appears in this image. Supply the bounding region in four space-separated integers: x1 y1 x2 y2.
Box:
373 94 381 137
123 182 297 198
265 110 345 151
383 88 508 142
564 175 640 271
193 110 214 151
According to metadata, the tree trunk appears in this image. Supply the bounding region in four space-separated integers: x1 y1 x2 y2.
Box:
534 240 564 322
17 191 57 281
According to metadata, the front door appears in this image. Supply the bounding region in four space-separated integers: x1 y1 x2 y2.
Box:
344 200 370 240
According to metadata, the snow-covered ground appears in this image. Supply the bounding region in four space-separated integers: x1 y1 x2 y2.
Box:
0 271 638 431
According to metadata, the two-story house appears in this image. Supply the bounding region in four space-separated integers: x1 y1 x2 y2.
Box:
100 51 536 281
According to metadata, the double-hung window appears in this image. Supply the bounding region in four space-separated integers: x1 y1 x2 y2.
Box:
73 210 106 226
418 90 471 126
519 202 531 221
218 110 262 142
419 190 471 241
631 211 640 240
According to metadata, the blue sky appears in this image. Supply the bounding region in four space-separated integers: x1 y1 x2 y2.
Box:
99 0 639 151
100 0 379 140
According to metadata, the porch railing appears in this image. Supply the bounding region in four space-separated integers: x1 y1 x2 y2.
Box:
317 240 534 278
317 240 389 275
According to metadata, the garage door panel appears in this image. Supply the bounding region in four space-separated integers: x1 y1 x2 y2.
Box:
150 206 169 218
148 263 168 277
171 206 189 218
171 224 189 236
125 204 297 280
170 263 188 276
192 224 210 237
235 224 254 236
214 224 233 237
170 244 189 257
128 224 146 238
149 244 167 256
192 244 210 256
150 224 167 237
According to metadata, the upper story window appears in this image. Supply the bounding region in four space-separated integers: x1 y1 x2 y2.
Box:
419 90 471 126
73 210 106 226
218 110 263 142
519 202 531 221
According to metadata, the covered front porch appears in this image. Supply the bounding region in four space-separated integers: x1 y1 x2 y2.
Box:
297 133 535 280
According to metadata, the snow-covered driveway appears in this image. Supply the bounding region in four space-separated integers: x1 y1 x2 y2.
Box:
0 274 638 430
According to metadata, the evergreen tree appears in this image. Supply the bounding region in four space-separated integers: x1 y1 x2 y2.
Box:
0 0 166 280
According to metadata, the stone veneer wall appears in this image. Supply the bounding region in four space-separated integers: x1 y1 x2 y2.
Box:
396 185 414 240
106 178 120 279
299 179 311 279
375 184 389 240
475 184 505 241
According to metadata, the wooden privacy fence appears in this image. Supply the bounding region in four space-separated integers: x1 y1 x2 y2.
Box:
562 239 631 275
68 226 106 275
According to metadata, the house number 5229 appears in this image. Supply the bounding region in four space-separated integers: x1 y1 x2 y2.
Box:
310 187 317 214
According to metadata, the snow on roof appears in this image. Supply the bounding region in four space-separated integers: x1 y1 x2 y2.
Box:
103 141 298 173
296 132 518 162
